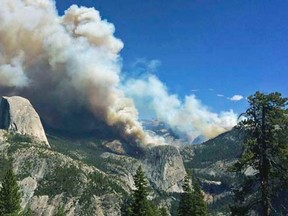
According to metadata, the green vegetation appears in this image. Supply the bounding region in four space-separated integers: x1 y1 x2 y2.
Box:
55 205 66 216
0 156 10 181
183 129 243 215
123 166 164 216
22 207 33 216
177 176 194 216
78 171 127 215
0 167 21 216
230 92 288 216
188 129 243 169
90 172 126 195
2 92 286 215
208 195 233 215
177 175 208 216
48 135 109 170
159 207 169 216
35 165 82 197
6 133 32 144
191 179 208 216
5 133 36 156
79 172 126 200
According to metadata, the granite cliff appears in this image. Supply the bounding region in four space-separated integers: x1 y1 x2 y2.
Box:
0 96 187 215
0 96 49 146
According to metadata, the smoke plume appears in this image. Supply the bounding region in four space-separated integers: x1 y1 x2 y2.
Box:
0 0 164 146
123 75 238 141
0 0 237 146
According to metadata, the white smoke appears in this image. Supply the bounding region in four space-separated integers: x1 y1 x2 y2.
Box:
0 0 237 146
0 55 29 87
0 0 164 146
123 75 238 141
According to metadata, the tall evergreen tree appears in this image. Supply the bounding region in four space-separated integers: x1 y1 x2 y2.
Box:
159 207 169 216
131 166 149 216
125 166 160 216
192 179 208 216
178 175 208 216
177 176 194 216
230 91 288 216
0 167 21 216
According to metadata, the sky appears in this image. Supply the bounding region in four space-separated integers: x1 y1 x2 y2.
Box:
55 0 288 115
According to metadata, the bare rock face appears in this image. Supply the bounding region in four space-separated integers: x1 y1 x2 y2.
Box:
100 145 187 194
0 96 49 146
103 140 126 155
143 145 186 193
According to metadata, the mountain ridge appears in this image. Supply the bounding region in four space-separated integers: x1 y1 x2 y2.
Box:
0 96 188 215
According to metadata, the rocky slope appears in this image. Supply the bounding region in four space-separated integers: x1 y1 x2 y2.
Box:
183 128 288 216
141 120 246 214
181 129 244 214
0 133 187 215
0 96 187 216
0 132 124 216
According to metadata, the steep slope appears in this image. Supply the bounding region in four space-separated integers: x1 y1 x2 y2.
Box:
183 128 288 216
0 96 49 146
0 130 188 215
0 96 187 216
187 129 244 168
0 132 125 216
181 129 244 214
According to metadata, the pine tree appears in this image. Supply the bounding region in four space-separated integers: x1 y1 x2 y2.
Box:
177 175 194 216
178 175 208 216
55 205 65 216
230 91 288 216
159 207 169 216
131 166 149 216
0 167 21 216
192 179 208 216
125 166 160 216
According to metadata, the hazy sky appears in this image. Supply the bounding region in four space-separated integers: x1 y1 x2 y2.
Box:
56 0 288 115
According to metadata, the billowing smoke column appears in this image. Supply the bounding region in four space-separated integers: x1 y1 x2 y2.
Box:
123 75 238 142
0 0 163 146
0 0 238 146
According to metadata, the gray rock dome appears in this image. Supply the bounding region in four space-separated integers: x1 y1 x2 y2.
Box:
0 96 49 146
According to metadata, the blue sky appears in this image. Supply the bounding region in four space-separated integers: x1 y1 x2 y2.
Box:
56 0 288 114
